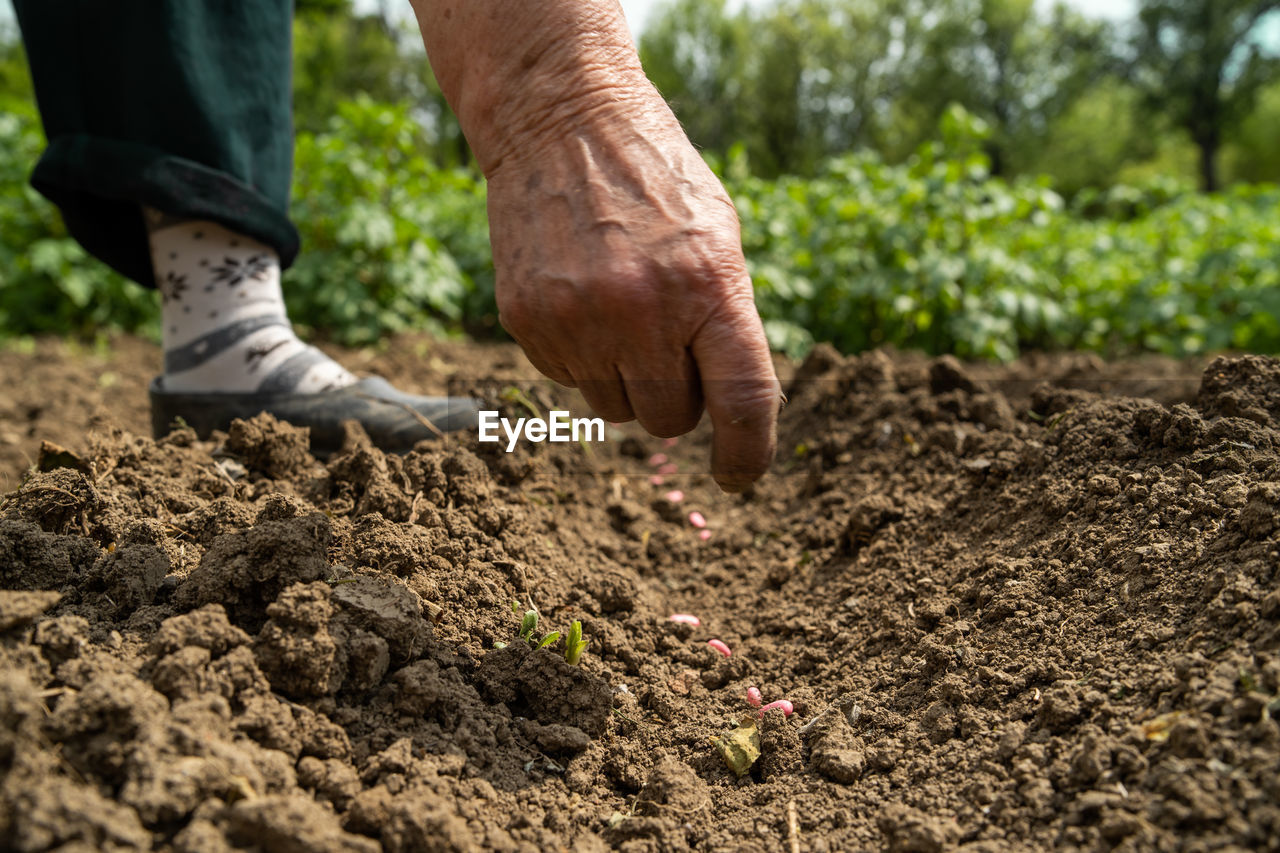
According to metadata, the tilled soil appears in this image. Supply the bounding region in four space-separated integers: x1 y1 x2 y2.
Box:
2 334 1278 852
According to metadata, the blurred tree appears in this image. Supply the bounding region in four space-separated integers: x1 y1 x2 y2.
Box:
1224 79 1280 183
639 0 753 163
642 0 1114 181
1028 79 1158 195
292 0 470 167
641 0 929 176
0 22 33 112
1132 0 1280 191
898 0 1111 176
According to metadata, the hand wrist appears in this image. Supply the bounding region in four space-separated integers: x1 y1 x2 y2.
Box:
411 1 656 176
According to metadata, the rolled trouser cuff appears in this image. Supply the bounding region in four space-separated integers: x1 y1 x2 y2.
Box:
32 134 300 289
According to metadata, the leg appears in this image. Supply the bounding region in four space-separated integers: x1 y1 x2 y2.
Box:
12 1 298 285
13 2 479 449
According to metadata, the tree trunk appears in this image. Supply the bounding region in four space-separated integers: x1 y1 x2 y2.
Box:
1198 132 1220 193
986 140 1006 177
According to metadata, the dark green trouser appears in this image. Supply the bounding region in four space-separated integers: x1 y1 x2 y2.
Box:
13 2 299 288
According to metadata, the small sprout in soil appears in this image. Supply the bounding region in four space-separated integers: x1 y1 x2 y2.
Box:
707 638 732 657
664 489 684 503
511 607 562 650
688 511 707 529
648 453 669 467
499 386 541 419
759 699 794 718
669 613 701 626
699 529 712 541
565 620 588 665
746 686 763 708
518 609 540 643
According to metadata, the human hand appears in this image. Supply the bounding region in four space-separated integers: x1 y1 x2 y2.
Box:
485 99 780 492
410 0 780 489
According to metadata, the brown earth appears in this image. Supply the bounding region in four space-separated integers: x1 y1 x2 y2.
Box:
2 333 1279 852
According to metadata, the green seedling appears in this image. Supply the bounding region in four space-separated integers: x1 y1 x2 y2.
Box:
564 620 588 665
518 609 540 643
500 386 541 419
507 604 563 650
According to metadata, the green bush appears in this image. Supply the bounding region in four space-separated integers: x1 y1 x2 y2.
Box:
735 108 1280 360
0 99 158 339
288 96 491 344
0 97 1277 363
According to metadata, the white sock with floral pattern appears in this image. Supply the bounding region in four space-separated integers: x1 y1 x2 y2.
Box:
145 211 355 394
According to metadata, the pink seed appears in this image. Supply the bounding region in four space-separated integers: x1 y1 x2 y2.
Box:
649 475 665 486
688 511 707 529
648 453 669 467
698 529 712 541
669 613 701 626
759 699 794 717
707 639 731 657
657 463 678 476
746 687 763 707
662 437 679 448
664 490 684 503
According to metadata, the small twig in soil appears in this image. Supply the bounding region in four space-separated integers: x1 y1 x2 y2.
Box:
363 394 446 440
612 707 646 726
787 799 801 853
164 523 193 541
408 491 427 525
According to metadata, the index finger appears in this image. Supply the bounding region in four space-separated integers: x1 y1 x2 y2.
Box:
689 296 781 492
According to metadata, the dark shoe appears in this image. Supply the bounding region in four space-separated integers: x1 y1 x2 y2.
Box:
149 376 482 455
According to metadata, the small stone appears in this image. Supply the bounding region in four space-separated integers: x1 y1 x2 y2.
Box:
813 747 865 784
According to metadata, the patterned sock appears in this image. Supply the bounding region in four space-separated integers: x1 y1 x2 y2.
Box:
145 210 355 394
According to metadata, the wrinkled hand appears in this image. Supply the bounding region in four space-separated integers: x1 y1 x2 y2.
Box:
485 102 780 492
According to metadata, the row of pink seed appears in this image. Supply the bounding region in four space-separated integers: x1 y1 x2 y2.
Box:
667 615 794 718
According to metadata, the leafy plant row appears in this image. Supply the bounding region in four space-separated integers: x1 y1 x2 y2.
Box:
1 97 1276 361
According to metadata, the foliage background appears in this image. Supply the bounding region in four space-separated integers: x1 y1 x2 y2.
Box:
0 0 1277 360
